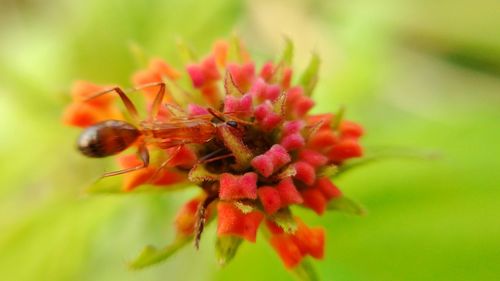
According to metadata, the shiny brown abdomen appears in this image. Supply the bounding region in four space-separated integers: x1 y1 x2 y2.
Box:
78 120 141 157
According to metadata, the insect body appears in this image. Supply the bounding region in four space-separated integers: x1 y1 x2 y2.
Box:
76 82 243 177
141 117 217 149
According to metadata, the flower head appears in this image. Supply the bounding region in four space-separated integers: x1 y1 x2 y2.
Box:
63 38 365 275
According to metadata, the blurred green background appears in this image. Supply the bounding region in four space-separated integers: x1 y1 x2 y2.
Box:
1 0 499 280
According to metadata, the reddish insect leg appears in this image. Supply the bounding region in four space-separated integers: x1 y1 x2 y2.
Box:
85 82 166 122
197 148 234 164
85 86 140 122
132 82 166 120
101 144 150 178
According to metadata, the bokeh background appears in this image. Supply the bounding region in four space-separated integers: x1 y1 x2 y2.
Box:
1 0 499 280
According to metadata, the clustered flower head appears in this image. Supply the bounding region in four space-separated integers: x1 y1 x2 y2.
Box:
63 38 364 274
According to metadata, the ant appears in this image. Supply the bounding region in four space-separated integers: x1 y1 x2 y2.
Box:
76 82 249 178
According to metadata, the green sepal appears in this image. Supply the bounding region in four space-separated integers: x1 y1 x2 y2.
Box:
336 147 440 177
327 196 366 216
188 164 220 184
273 164 297 181
270 37 294 84
128 41 148 68
269 208 298 234
176 38 198 63
128 236 191 270
303 119 323 141
216 235 244 267
299 53 320 97
218 126 253 169
331 106 345 131
317 165 339 178
280 36 294 66
233 201 255 214
273 90 287 116
230 34 247 63
291 258 320 281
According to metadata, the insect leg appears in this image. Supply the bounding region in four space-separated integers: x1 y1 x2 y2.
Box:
195 148 234 166
131 82 166 120
198 152 234 164
208 108 254 126
147 144 183 183
194 191 217 249
85 86 140 122
101 144 149 177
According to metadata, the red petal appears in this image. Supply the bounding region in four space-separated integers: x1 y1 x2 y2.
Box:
167 145 197 168
260 62 274 81
251 145 291 177
301 188 326 215
62 102 122 128
251 155 273 177
281 133 305 151
132 69 166 100
308 130 338 150
201 56 220 81
254 102 282 131
265 84 281 101
269 235 304 268
151 169 185 186
174 196 203 236
315 177 342 200
298 149 328 168
186 64 206 88
187 104 209 116
294 96 315 117
267 144 291 168
266 219 285 235
213 40 229 67
199 82 222 107
62 103 100 128
328 139 363 163
294 161 316 186
149 58 181 80
258 186 282 215
285 86 303 105
282 120 304 136
118 154 186 191
307 227 325 259
118 154 142 168
276 178 303 205
217 201 264 242
340 120 364 138
219 172 258 200
228 63 255 92
71 81 112 107
281 67 293 89
292 220 325 259
307 113 333 129
121 168 155 191
224 93 253 117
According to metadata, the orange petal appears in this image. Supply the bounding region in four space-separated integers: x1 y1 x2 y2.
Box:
150 58 182 80
269 234 304 268
217 201 263 242
71 80 113 107
213 40 229 67
175 196 206 236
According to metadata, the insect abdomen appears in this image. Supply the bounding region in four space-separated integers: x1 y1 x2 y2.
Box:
77 120 140 158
